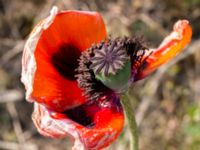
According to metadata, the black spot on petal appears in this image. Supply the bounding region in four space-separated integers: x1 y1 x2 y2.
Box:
52 44 81 80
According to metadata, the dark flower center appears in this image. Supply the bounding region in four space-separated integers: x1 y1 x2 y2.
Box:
64 103 95 127
76 37 148 99
51 44 81 80
76 45 112 101
63 94 122 128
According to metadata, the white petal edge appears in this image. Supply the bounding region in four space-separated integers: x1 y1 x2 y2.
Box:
21 6 58 102
32 103 87 150
155 20 189 55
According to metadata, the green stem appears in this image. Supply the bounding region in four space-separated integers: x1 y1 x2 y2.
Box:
120 92 138 150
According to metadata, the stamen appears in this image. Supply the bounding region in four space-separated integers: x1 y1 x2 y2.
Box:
123 36 149 69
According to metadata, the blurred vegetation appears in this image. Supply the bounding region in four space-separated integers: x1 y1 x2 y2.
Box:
0 0 199 150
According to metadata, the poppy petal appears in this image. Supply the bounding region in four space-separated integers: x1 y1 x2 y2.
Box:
21 6 107 112
21 6 58 103
135 20 192 80
32 95 124 150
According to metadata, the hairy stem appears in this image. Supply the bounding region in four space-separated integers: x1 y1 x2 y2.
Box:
120 92 138 150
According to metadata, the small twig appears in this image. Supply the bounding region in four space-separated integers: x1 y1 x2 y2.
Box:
0 140 38 150
0 90 23 103
23 126 38 141
136 71 162 125
0 38 18 46
138 13 168 37
6 102 25 147
0 41 24 66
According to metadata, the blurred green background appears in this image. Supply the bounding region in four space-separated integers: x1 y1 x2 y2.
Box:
0 0 200 150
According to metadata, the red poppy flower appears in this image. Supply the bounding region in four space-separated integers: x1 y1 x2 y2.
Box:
21 6 192 150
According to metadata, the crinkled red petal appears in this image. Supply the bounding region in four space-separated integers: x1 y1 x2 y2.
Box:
134 20 192 80
31 10 107 112
32 94 124 150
